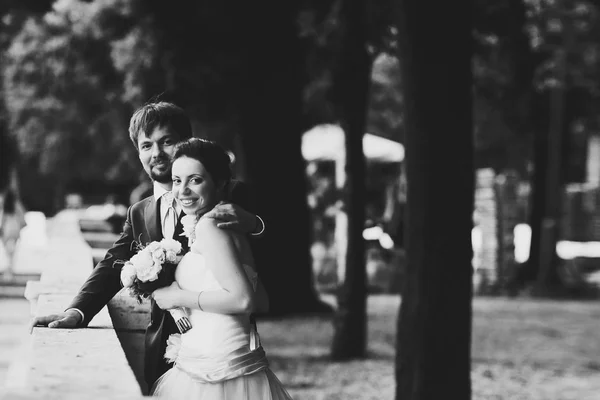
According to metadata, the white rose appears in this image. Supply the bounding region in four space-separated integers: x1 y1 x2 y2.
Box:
160 238 182 254
120 262 136 288
146 241 161 252
137 259 162 282
152 248 166 264
132 249 161 282
165 250 178 263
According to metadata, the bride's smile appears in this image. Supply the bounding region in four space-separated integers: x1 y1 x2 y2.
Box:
172 156 219 215
178 198 197 207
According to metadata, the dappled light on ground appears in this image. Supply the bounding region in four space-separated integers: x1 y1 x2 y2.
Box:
258 295 600 400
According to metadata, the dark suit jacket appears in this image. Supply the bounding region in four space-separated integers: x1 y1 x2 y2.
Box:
68 194 177 388
67 179 255 388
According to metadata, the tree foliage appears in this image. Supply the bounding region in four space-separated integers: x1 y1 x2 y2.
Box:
368 54 403 141
299 0 401 138
473 0 600 174
3 0 140 211
0 0 54 192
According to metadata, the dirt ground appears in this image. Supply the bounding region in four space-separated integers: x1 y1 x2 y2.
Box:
260 295 600 400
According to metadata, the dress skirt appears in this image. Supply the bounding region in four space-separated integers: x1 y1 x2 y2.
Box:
151 365 294 400
150 338 293 400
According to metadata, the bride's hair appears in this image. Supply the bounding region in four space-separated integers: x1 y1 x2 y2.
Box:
172 138 233 189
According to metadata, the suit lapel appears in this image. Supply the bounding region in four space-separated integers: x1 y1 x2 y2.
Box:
144 196 162 242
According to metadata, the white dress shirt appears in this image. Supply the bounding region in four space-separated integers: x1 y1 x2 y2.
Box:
153 182 181 233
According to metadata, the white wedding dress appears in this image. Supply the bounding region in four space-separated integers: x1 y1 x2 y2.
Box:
150 251 293 400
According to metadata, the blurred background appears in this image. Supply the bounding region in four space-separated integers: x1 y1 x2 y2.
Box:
0 0 600 399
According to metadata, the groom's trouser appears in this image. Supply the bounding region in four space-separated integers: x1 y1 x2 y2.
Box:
145 303 177 391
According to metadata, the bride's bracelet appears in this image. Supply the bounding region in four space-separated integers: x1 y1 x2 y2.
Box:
197 291 204 311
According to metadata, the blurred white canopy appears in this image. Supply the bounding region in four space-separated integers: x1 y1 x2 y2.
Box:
302 124 404 162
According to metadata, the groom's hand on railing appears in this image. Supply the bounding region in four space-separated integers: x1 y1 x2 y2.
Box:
29 309 82 333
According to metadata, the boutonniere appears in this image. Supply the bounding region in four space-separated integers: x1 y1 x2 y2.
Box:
180 214 199 246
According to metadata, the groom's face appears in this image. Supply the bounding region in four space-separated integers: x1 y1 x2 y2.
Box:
137 126 180 184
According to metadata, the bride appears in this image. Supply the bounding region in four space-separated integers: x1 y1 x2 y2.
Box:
150 137 293 399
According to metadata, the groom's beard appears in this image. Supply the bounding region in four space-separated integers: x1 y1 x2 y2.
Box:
150 169 171 183
149 156 171 183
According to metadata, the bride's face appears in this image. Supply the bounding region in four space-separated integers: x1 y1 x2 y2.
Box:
172 156 219 215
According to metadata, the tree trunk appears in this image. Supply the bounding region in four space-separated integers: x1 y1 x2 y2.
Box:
330 0 371 360
530 89 566 297
0 118 13 191
503 0 547 290
529 87 573 297
395 0 473 399
527 16 573 297
237 3 332 316
525 92 550 286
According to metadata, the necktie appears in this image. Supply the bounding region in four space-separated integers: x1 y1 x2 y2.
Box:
173 211 189 252
162 191 177 239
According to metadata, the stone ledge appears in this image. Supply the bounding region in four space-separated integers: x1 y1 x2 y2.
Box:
108 290 151 332
4 210 146 399
3 294 143 399
1 389 146 400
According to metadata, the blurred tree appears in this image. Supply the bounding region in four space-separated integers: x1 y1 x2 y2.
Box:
0 125 16 191
473 0 600 295
368 54 403 142
327 0 370 360
234 1 332 315
395 0 473 399
300 0 400 139
472 0 593 174
472 0 540 173
299 0 398 358
0 0 54 193
103 0 246 145
526 0 600 296
3 0 139 213
473 0 542 294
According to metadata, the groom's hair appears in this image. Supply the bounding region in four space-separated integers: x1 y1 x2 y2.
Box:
128 101 193 150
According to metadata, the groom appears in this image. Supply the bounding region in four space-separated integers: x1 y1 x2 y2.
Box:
29 101 264 389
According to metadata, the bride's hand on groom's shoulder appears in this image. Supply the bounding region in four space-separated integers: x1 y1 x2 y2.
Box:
28 310 82 334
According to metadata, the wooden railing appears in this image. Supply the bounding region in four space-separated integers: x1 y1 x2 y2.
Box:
1 210 149 400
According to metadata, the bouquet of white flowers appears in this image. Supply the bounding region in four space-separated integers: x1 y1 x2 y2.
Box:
117 237 192 333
